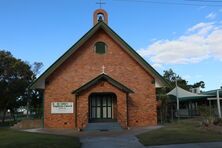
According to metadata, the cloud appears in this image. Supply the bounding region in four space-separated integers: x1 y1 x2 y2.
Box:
195 74 203 79
182 74 192 80
138 22 222 65
182 74 203 80
198 6 207 10
151 63 163 69
206 12 217 19
187 22 214 34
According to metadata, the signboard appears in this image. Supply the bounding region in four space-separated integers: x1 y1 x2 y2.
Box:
51 102 73 114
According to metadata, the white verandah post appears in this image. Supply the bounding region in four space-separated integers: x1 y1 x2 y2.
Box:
217 90 221 118
176 79 180 117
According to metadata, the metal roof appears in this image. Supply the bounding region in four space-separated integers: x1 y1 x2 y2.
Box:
203 89 222 97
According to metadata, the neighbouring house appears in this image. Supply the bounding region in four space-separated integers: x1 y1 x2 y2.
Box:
31 9 168 129
167 86 222 118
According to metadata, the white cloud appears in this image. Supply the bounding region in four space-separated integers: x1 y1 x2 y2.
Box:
198 6 207 10
172 32 177 35
195 74 203 79
151 63 163 69
150 38 157 42
187 22 214 35
206 12 217 19
138 22 222 65
182 74 192 80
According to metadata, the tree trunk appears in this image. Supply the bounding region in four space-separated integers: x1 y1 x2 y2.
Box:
26 101 29 119
160 108 163 124
165 103 168 123
2 108 7 123
11 109 16 122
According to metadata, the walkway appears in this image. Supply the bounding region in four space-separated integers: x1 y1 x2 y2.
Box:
147 142 222 148
79 126 161 148
23 127 222 148
80 135 143 148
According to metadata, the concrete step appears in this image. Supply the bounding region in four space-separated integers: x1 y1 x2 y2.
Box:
84 122 122 131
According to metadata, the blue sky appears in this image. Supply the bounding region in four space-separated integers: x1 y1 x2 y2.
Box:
0 0 222 91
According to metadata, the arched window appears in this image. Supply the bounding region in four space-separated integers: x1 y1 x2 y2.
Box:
97 13 105 22
95 42 107 54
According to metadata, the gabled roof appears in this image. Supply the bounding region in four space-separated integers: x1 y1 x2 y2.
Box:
72 73 134 95
30 20 169 89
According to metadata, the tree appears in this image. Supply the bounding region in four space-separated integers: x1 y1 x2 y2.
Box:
157 69 206 123
163 69 206 90
32 62 43 76
156 87 170 124
25 62 43 118
0 50 35 122
163 68 190 90
193 81 205 89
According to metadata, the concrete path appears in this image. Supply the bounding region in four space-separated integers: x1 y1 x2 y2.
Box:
80 135 144 148
147 142 222 148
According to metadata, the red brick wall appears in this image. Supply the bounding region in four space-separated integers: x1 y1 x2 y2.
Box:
44 28 157 129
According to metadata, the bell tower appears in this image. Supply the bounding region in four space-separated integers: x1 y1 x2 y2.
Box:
93 9 108 25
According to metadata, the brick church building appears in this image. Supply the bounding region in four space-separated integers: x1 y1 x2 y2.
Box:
31 9 168 130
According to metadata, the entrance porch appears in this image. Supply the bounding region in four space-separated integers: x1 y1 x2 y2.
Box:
72 73 134 130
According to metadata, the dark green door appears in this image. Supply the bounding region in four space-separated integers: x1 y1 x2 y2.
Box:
89 93 115 122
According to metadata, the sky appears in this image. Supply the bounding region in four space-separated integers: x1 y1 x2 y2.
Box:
0 0 222 91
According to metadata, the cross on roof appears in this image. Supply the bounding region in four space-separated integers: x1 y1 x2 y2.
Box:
102 65 105 74
96 0 106 9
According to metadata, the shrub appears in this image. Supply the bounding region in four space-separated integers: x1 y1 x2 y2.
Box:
199 105 214 127
213 118 222 126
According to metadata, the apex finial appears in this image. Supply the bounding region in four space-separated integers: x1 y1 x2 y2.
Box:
96 0 106 9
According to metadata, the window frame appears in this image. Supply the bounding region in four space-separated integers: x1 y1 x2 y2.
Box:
94 41 107 55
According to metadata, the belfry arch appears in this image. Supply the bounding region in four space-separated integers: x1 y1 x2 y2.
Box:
93 9 108 25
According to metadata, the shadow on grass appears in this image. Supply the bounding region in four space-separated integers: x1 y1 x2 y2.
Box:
0 128 81 148
137 118 222 146
0 120 19 127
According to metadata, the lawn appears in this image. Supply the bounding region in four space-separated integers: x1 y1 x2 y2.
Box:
0 120 18 127
137 118 222 146
0 128 81 148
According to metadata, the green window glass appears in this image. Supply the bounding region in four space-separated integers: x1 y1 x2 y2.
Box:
95 42 106 54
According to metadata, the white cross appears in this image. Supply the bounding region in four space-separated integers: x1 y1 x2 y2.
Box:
102 65 105 74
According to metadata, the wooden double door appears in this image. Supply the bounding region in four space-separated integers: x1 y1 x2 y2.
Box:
89 93 116 122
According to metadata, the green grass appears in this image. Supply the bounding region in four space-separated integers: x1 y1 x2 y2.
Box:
137 119 222 146
0 128 81 148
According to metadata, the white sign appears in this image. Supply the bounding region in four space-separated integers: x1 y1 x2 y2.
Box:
51 102 73 114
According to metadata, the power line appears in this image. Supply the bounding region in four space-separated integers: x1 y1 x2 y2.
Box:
112 0 222 7
185 0 222 3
